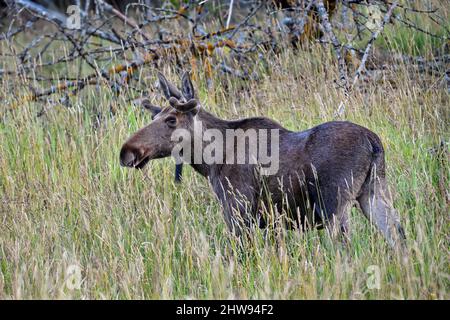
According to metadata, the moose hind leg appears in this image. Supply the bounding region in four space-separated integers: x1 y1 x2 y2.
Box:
357 181 406 248
311 184 352 241
324 198 352 243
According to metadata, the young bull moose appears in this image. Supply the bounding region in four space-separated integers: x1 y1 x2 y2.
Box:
120 72 406 248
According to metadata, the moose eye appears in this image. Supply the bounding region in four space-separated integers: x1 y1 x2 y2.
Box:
165 116 177 128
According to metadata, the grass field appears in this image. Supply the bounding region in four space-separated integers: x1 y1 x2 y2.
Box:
0 13 449 299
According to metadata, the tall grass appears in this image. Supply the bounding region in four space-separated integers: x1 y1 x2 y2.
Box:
0 30 448 299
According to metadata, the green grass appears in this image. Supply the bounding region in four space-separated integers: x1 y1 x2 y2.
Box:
0 25 449 300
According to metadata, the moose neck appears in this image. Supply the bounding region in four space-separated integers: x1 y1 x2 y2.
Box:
184 108 289 179
186 109 228 178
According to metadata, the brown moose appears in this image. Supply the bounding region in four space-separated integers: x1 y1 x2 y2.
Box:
120 71 406 247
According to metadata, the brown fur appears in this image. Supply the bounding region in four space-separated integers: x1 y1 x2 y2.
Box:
120 72 406 247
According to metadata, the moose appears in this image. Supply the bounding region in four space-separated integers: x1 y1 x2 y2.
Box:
120 71 406 248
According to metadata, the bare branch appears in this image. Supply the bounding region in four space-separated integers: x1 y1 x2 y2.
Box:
352 1 398 88
315 0 349 92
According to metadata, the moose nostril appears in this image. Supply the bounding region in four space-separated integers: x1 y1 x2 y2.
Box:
120 149 136 167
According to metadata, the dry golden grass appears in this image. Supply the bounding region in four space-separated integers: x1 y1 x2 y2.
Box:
0 28 448 299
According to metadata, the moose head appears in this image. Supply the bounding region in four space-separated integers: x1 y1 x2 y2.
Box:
120 72 199 178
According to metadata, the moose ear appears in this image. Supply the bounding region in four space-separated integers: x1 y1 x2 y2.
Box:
181 71 195 100
134 98 162 119
157 72 182 100
142 101 162 119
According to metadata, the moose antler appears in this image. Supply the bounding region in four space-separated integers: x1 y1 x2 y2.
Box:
168 97 198 113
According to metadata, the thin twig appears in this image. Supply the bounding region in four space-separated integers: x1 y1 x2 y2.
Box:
315 0 349 92
352 0 399 88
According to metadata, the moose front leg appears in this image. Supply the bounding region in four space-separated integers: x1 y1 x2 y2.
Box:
223 194 258 238
174 163 183 182
213 181 258 238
